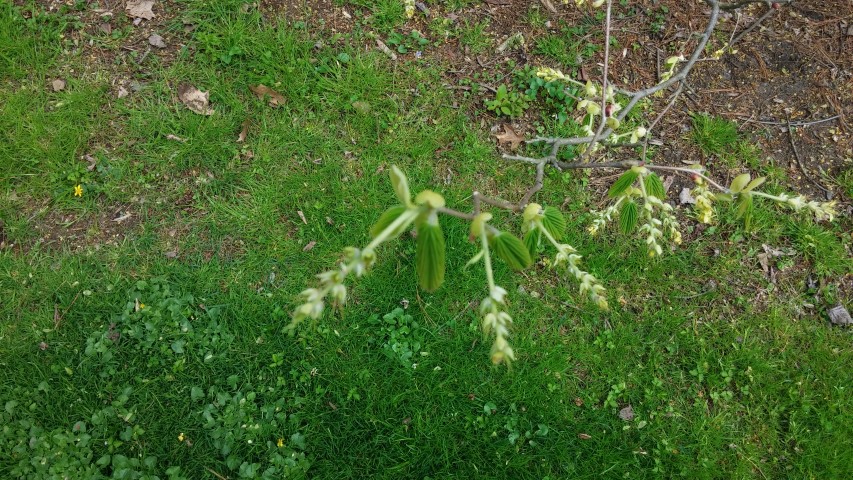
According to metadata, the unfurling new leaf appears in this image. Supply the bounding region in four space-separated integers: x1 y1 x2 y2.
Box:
609 170 639 198
644 173 666 199
491 232 533 271
620 200 639 233
370 205 409 238
416 221 446 292
390 165 412 206
542 207 567 241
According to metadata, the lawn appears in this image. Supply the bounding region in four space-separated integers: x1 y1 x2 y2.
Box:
1 1 851 479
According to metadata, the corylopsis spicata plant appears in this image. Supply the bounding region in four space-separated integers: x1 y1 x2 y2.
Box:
292 0 837 365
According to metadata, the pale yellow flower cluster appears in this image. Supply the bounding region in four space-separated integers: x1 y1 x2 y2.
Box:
554 244 609 310
691 179 716 224
480 285 515 365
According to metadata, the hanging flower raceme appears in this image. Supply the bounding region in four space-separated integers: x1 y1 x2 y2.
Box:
523 203 609 310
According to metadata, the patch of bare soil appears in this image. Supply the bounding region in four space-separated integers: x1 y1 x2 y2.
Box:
277 1 851 194
26 202 142 252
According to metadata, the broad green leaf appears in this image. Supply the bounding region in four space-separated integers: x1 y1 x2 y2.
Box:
523 228 541 257
370 205 408 238
491 232 532 271
191 386 204 401
542 207 567 241
620 200 639 233
743 176 766 193
416 222 446 292
644 173 666 199
608 170 639 198
729 173 751 193
736 192 752 217
390 165 411 206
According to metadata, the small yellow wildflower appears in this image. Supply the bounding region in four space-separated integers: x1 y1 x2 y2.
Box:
277 438 284 448
73 185 83 197
140 303 145 309
178 432 185 442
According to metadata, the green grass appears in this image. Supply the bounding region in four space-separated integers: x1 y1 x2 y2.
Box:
458 19 492 54
690 113 739 156
2 3 852 479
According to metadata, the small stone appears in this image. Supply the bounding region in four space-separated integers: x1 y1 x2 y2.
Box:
148 34 166 48
828 304 851 326
618 405 635 421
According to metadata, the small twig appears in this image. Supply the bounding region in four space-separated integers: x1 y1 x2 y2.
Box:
645 165 729 192
728 4 776 49
579 0 614 161
746 115 840 127
55 292 81 330
642 82 684 161
720 0 792 11
438 206 477 221
786 119 831 195
204 467 228 480
518 162 546 208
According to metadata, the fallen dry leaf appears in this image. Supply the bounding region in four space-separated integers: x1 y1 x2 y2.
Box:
148 34 166 48
164 250 178 259
117 86 129 98
126 0 155 20
237 119 250 143
303 241 316 252
618 405 635 421
578 433 592 440
249 84 286 107
166 134 186 142
495 125 525 150
99 23 112 35
297 210 307 224
52 79 66 92
178 84 214 115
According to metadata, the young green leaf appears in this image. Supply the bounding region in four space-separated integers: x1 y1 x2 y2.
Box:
370 205 408 238
390 165 412 206
644 173 666 199
743 176 766 193
736 192 753 230
609 170 639 198
729 173 751 193
465 249 486 269
620 200 639 233
523 228 541 257
491 232 533 271
542 207 567 241
416 222 446 292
